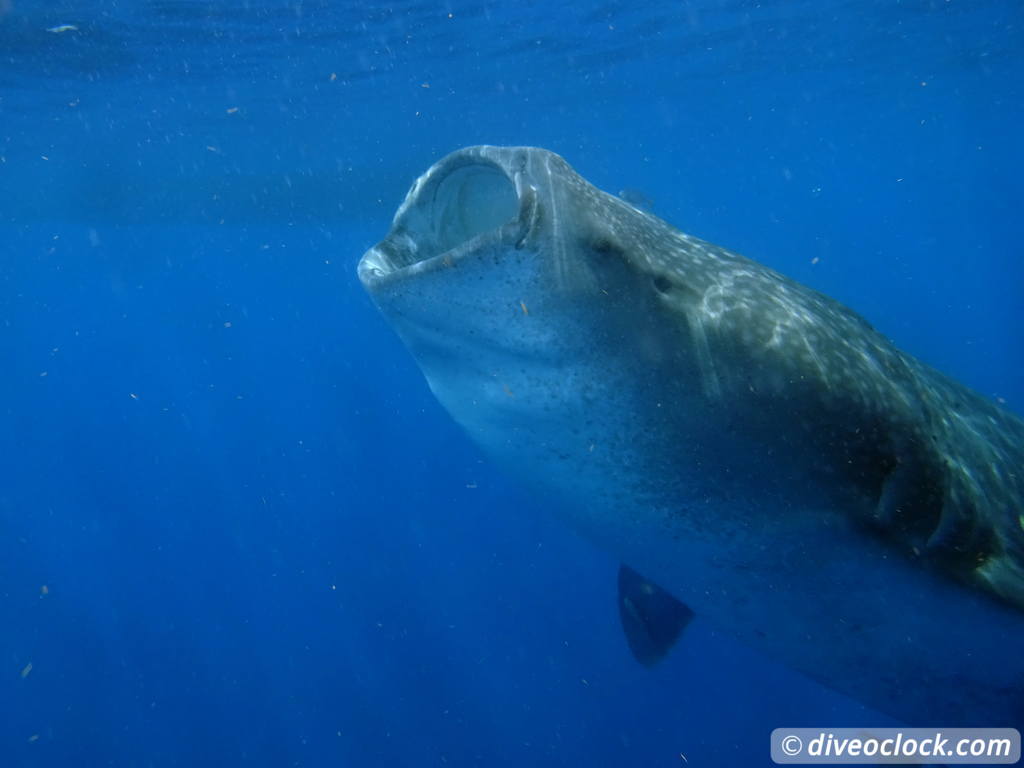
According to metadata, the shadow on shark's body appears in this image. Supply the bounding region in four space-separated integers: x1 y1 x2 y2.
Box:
357 146 1024 727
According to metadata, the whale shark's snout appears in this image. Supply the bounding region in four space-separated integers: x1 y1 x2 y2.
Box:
357 147 540 290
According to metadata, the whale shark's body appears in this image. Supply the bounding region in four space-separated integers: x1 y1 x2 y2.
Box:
357 146 1024 726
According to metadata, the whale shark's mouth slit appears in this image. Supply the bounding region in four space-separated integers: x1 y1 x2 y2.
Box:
359 162 519 282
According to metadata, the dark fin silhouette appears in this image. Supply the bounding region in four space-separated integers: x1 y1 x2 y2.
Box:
618 564 694 667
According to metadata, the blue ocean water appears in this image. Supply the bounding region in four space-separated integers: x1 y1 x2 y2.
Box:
1 1 1021 765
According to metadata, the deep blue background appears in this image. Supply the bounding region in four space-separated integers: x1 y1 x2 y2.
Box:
1 1 1021 765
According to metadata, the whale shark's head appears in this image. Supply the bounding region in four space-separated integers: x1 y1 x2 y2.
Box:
359 147 700 497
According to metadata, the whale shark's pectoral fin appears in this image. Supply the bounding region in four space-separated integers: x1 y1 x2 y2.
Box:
618 564 695 667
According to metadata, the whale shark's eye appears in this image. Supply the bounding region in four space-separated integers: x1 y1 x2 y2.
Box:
589 237 630 266
652 275 673 294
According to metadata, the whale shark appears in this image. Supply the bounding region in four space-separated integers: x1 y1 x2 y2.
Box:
357 146 1024 726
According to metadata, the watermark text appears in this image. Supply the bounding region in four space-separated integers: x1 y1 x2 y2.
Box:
771 728 1020 764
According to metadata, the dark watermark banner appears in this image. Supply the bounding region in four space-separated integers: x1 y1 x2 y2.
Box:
770 728 1020 764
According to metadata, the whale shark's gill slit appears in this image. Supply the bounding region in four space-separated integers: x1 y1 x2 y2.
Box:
543 155 574 292
539 153 595 294
683 308 721 400
869 448 998 577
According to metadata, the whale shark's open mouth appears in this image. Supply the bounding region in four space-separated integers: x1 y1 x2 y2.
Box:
358 157 523 286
